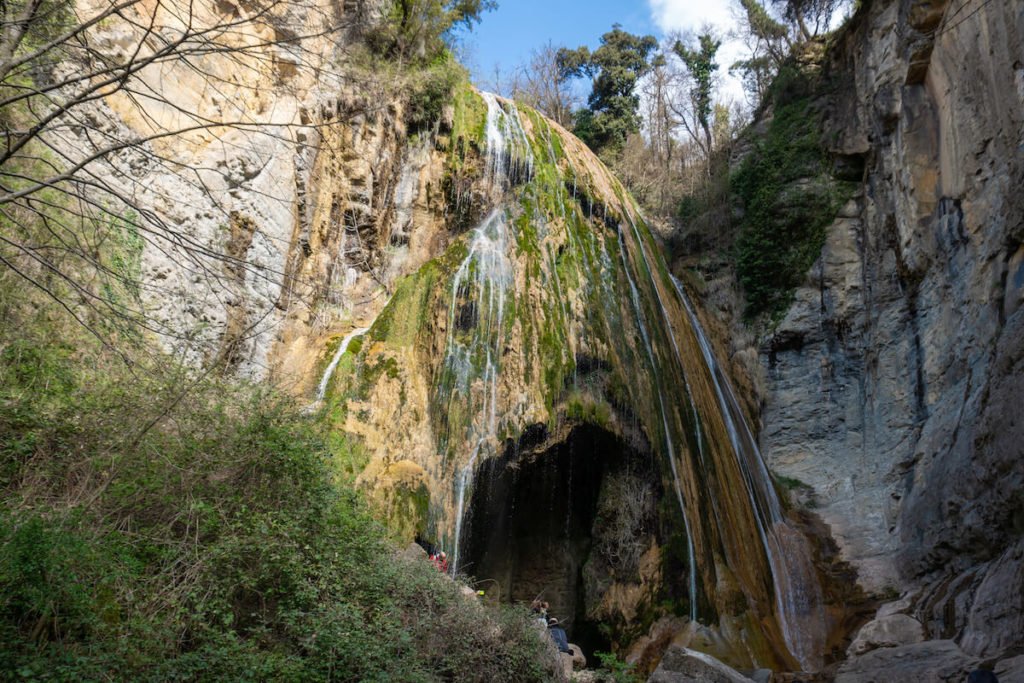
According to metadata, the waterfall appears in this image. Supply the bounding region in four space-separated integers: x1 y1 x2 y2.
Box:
440 208 513 576
669 275 826 671
481 91 533 188
615 227 699 621
308 294 394 409
616 209 825 669
439 93 534 575
316 327 370 402
324 86 830 668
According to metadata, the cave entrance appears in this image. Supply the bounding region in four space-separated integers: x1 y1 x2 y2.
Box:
461 424 657 657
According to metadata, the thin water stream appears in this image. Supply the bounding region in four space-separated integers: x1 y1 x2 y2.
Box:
615 227 699 621
669 275 826 670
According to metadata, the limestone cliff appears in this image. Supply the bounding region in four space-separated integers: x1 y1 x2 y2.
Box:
699 0 1024 671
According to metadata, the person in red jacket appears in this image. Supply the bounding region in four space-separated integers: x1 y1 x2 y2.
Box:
430 550 448 572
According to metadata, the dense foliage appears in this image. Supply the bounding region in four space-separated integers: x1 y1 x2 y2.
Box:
0 299 556 681
731 67 852 320
557 26 658 157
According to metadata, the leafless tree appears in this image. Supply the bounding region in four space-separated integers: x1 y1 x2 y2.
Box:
514 42 579 129
0 0 369 354
485 42 579 129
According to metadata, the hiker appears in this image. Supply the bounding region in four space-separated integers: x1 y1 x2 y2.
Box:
968 671 998 683
430 550 448 572
530 600 548 629
547 617 571 654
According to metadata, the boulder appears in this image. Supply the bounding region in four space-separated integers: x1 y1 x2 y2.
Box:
846 613 925 656
959 538 1024 660
835 640 978 683
568 643 587 670
994 655 1024 682
647 645 754 683
558 652 573 679
399 542 427 561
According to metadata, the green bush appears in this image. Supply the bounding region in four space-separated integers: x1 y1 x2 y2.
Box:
406 52 466 132
0 312 556 681
593 650 641 682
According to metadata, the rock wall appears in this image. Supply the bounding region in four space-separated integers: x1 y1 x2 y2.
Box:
61 0 414 381
748 0 1024 665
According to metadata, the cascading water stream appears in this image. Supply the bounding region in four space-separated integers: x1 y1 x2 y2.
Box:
442 93 527 575
443 208 513 576
615 227 699 621
481 91 533 188
617 207 825 667
667 274 826 670
316 327 369 401
308 294 394 410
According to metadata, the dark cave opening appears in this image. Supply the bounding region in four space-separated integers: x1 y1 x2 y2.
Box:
460 423 659 658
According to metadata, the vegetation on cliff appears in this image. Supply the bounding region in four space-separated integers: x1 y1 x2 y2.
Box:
732 66 855 319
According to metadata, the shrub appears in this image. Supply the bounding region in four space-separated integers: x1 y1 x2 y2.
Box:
406 52 466 132
593 650 642 682
0 307 556 681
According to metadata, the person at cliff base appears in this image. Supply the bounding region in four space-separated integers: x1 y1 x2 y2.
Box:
530 599 550 628
968 670 998 683
430 550 447 572
547 618 571 654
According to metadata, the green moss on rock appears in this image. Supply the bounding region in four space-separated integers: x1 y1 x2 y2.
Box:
732 67 856 320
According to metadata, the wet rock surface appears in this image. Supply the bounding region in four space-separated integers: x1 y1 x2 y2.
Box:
674 0 1024 674
757 0 1024 597
834 640 977 683
646 646 754 683
681 0 1024 671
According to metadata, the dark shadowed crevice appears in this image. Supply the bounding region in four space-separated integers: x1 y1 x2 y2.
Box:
460 423 660 657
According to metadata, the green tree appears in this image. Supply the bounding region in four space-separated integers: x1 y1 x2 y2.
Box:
375 0 497 61
773 0 843 41
730 55 775 106
557 25 657 156
734 0 843 108
739 0 790 61
672 33 721 159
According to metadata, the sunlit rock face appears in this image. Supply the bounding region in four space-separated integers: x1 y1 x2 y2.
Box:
63 0 402 379
312 90 837 672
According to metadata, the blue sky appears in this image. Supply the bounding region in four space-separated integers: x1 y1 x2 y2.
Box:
458 0 746 101
461 0 659 80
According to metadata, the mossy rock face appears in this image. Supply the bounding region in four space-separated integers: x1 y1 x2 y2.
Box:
318 87 824 671
732 67 857 321
370 460 431 541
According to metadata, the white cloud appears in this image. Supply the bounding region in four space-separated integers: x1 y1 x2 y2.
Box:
647 0 735 34
647 0 750 106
